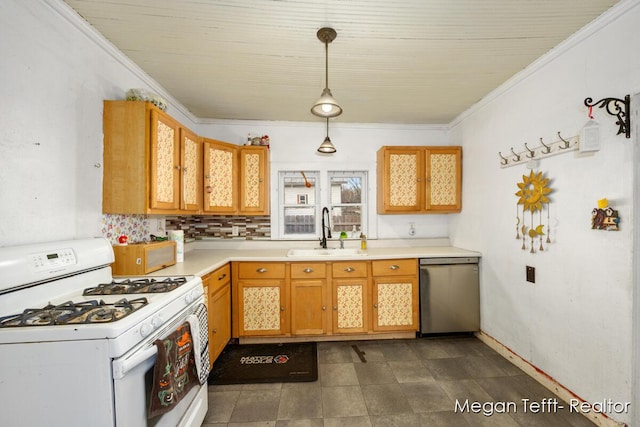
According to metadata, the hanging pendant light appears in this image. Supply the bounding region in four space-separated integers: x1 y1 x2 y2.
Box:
311 27 342 118
317 118 336 153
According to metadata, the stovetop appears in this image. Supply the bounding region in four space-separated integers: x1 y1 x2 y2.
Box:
83 277 188 296
0 297 149 327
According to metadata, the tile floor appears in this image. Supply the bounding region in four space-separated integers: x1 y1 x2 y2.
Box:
202 335 595 426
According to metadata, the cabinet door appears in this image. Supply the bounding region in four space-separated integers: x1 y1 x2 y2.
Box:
425 147 462 212
290 263 328 336
332 278 368 334
239 146 270 215
179 128 202 212
209 283 231 364
372 276 418 332
203 264 232 366
150 110 181 210
237 279 286 336
377 147 423 213
202 139 238 213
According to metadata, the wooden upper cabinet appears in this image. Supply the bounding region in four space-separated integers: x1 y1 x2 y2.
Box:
239 146 270 215
149 110 181 210
202 139 238 214
425 147 462 212
377 146 461 214
179 128 203 212
103 100 202 214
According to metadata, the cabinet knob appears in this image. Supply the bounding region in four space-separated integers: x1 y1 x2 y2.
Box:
281 306 285 312
322 306 327 311
257 268 267 273
373 303 378 309
175 165 181 170
333 306 338 311
390 265 400 270
344 266 355 272
303 268 314 273
212 328 217 333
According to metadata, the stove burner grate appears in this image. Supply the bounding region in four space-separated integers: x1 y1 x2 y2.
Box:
0 297 148 327
83 277 187 296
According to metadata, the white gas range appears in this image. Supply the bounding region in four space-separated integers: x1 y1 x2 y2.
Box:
0 238 209 427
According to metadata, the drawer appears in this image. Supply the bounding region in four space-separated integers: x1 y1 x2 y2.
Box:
204 263 231 294
291 262 327 279
372 259 417 277
238 262 286 279
331 261 369 278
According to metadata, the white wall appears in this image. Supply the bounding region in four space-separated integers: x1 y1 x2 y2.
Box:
449 2 639 424
0 0 197 246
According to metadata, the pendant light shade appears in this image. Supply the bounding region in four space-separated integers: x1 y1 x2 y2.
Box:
311 27 342 118
317 118 336 153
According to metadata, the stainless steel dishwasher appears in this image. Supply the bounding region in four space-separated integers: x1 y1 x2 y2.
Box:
419 257 480 334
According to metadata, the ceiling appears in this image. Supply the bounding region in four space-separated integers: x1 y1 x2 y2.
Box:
63 0 619 124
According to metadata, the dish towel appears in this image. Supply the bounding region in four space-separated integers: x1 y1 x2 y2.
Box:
148 322 198 419
187 302 211 384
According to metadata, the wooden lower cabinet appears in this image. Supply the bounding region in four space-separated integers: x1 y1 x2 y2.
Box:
331 261 369 334
233 262 287 337
290 262 329 335
202 264 231 368
232 259 418 339
371 259 419 332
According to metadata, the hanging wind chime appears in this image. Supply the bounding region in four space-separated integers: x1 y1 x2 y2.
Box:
515 171 553 253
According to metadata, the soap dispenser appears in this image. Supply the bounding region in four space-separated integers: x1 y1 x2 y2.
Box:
360 232 367 250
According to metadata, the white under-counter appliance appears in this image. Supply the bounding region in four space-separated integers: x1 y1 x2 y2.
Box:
0 238 209 427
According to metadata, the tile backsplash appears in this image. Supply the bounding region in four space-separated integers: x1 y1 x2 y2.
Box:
101 214 150 245
166 215 271 240
101 214 271 243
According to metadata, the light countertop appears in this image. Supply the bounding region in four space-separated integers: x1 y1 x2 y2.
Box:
157 240 480 278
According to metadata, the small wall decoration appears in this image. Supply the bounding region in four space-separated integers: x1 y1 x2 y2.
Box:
591 198 620 231
515 170 553 253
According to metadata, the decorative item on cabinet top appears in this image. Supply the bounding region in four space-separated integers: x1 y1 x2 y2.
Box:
498 132 578 168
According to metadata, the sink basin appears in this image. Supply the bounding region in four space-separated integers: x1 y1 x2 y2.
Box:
286 248 366 257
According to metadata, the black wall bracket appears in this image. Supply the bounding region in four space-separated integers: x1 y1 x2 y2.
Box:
584 94 631 138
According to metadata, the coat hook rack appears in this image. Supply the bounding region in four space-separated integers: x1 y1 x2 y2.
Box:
584 94 630 138
498 132 579 168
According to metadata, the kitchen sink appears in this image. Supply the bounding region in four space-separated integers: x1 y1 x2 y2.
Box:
286 248 366 257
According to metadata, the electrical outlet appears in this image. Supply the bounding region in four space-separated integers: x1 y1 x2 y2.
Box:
526 266 535 283
231 225 239 237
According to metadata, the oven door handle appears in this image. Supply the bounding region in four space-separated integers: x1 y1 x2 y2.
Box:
112 345 157 380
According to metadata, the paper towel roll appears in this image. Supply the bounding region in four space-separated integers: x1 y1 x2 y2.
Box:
168 230 184 262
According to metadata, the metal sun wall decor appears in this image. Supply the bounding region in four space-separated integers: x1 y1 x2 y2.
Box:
515 170 553 253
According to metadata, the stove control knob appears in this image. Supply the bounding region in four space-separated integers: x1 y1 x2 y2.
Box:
185 290 199 304
140 322 154 338
151 315 163 329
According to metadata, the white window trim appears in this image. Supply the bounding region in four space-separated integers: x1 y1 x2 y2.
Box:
273 165 374 240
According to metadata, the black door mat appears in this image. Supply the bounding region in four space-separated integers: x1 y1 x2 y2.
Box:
208 342 318 385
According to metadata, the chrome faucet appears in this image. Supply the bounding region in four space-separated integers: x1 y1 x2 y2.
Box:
320 207 332 249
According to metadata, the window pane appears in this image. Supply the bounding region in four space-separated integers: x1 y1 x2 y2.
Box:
330 177 362 204
284 207 316 235
284 176 316 205
331 206 361 233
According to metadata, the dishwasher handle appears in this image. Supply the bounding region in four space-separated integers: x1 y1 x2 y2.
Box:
419 257 479 266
